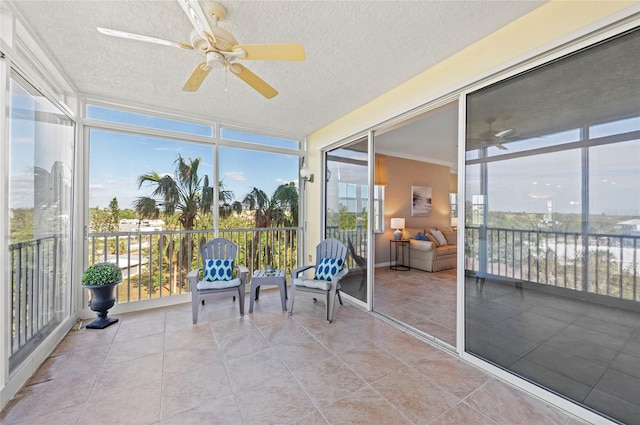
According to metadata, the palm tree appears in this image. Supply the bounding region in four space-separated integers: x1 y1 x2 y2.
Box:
218 180 243 219
134 155 212 230
134 155 215 293
242 182 299 268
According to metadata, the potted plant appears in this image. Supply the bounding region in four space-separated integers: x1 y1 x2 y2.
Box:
82 261 123 329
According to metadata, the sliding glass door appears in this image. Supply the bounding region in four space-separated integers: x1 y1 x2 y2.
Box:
464 27 640 424
8 71 75 374
324 138 369 303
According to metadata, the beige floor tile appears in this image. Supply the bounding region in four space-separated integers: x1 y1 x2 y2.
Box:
2 293 588 425
412 350 490 398
372 328 439 364
104 332 165 364
465 380 569 425
164 321 216 350
215 328 271 360
209 315 258 336
163 340 221 377
195 296 245 322
225 346 290 392
272 337 333 371
313 323 372 354
292 409 329 425
51 325 117 355
161 365 233 418
320 386 412 425
94 352 163 391
27 344 107 385
346 315 399 340
161 395 244 425
340 342 406 383
6 404 84 425
234 373 316 425
430 402 497 425
372 366 461 424
292 356 366 407
113 316 166 342
249 308 292 328
79 382 161 425
259 319 313 345
0 371 94 423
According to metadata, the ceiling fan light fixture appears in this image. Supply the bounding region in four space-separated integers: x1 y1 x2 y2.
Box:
205 51 225 68
227 63 241 74
190 29 209 51
494 128 516 139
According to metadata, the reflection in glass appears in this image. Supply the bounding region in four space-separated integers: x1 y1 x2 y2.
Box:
465 28 640 424
8 72 75 373
325 139 368 302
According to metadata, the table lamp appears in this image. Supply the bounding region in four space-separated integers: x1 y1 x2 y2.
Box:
390 218 405 240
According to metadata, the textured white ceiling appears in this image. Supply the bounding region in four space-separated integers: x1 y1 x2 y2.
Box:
9 0 545 137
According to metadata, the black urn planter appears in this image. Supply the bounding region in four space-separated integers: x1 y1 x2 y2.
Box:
83 281 121 329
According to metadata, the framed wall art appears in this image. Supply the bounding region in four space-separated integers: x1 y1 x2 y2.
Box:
411 185 432 216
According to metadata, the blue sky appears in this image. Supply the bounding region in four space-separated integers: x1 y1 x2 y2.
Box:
86 105 300 209
89 129 299 210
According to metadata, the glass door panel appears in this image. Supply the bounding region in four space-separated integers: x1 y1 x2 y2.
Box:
325 138 368 302
8 71 75 374
372 103 459 349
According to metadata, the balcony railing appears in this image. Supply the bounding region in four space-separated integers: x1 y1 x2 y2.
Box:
9 235 65 372
325 226 367 270
86 227 301 304
8 227 300 373
11 224 639 374
465 226 640 302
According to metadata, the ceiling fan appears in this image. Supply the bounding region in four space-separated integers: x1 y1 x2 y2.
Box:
97 0 305 99
472 117 518 150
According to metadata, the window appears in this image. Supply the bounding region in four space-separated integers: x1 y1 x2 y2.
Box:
87 104 213 137
464 27 640 424
220 127 300 150
8 71 75 372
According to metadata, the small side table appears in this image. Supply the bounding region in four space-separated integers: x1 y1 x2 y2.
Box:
250 269 287 313
389 240 411 271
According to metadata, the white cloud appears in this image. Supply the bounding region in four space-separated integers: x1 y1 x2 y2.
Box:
225 171 246 181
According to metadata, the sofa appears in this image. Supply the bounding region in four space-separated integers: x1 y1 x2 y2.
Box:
404 227 457 272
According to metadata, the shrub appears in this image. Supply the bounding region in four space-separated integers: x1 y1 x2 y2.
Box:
82 262 123 286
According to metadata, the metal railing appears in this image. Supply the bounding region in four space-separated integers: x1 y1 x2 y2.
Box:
325 226 367 270
9 235 65 371
465 226 640 301
87 227 301 304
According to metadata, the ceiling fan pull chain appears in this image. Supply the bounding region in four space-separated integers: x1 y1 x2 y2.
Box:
224 67 229 92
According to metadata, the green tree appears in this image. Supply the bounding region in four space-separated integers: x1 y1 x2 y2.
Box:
107 197 120 232
89 206 110 233
219 180 243 219
134 155 215 292
134 155 213 230
242 182 299 267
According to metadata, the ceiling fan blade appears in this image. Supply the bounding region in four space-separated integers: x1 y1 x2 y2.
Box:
176 0 217 50
182 63 211 92
228 63 278 99
97 27 194 51
233 44 305 61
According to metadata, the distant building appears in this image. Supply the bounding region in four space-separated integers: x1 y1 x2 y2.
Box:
618 219 640 246
119 219 165 232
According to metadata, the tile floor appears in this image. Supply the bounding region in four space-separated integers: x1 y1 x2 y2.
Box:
373 266 640 424
373 267 457 347
465 277 640 425
0 287 584 425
